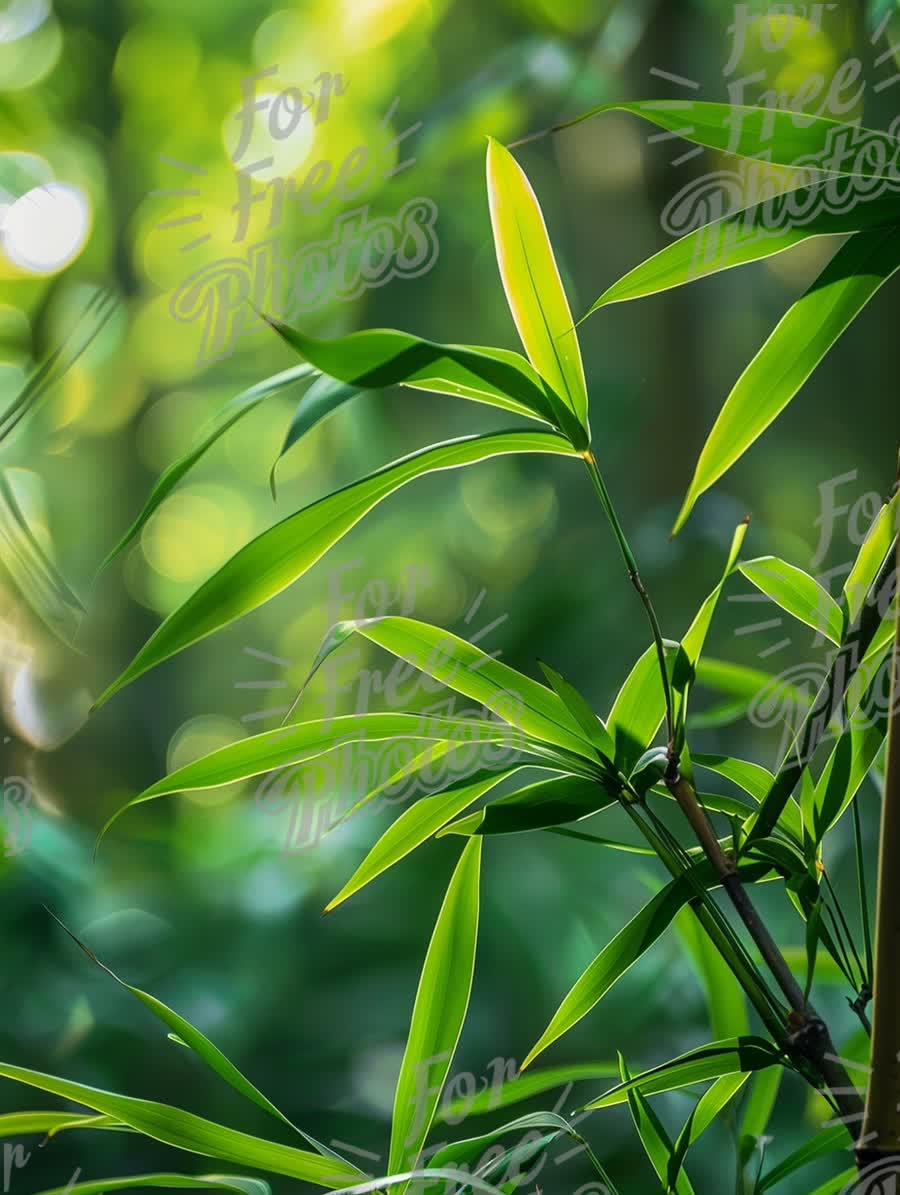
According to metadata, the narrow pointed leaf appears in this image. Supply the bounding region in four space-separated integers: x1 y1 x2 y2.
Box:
326 765 522 910
0 1111 122 1138
439 773 618 838
738 557 844 645
585 1038 782 1110
844 487 900 624
757 1124 850 1190
93 430 578 708
673 226 900 534
298 616 594 757
436 1061 618 1123
99 364 317 571
555 102 897 177
48 912 340 1163
0 1062 365 1188
388 839 482 1182
619 1056 696 1195
31 1176 271 1195
538 662 616 760
608 640 679 773
486 138 589 440
522 876 691 1069
97 712 522 848
586 185 900 315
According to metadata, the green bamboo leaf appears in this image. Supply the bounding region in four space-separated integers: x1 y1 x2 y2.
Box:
388 839 482 1184
608 640 680 773
673 227 900 534
585 1038 783 1110
0 1111 122 1137
99 364 316 570
436 1061 619 1123
486 138 589 441
96 712 522 849
738 557 844 645
806 1172 857 1195
692 754 803 845
757 1124 850 1190
537 661 616 761
93 429 578 708
618 1056 696 1195
740 1066 783 1149
667 1077 747 1192
439 773 618 838
673 519 749 749
554 102 896 176
586 185 900 315
0 1062 365 1188
266 321 565 478
296 616 594 757
811 695 887 844
326 765 523 910
844 487 900 624
46 910 341 1163
522 875 691 1069
31 1175 271 1195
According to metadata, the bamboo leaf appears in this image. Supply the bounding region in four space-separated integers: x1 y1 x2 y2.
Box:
522 876 692 1069
93 430 578 708
439 773 618 838
618 1056 696 1195
326 765 523 910
554 102 896 177
296 616 595 758
537 661 616 760
757 1124 850 1190
486 138 589 441
266 321 565 482
99 364 316 570
738 557 844 646
0 1062 365 1188
96 712 524 849
585 1038 783 1110
608 640 679 774
31 1175 271 1195
388 839 482 1183
844 487 900 624
673 227 900 534
586 185 900 315
436 1061 619 1123
46 910 341 1163
0 1111 122 1138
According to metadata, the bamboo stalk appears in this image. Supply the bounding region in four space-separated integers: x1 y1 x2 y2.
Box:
859 535 900 1162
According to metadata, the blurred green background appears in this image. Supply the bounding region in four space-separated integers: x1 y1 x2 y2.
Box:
1 0 898 1190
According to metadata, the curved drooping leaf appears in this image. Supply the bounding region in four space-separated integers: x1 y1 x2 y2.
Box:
0 1062 365 1188
552 101 898 177
388 839 482 1186
738 556 844 646
266 320 568 477
325 764 525 910
522 875 692 1069
46 910 341 1164
31 1175 271 1195
584 1037 783 1110
486 138 590 442
93 429 579 708
673 226 900 534
295 616 594 757
96 712 525 848
586 184 900 315
99 364 317 570
436 1061 618 1123
439 773 618 838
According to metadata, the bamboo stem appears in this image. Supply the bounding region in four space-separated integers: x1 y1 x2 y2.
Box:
860 535 900 1158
